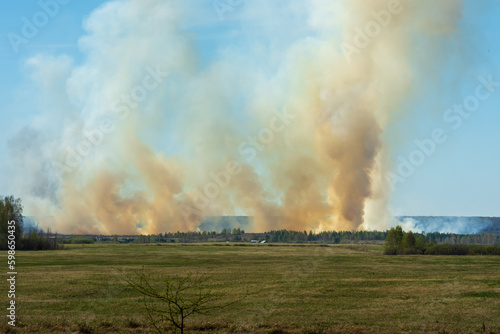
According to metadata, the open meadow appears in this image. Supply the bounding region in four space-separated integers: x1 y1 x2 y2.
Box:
2 244 500 333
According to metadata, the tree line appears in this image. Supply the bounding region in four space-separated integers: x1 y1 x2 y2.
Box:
2 195 500 250
130 228 499 246
384 226 500 255
1 195 61 251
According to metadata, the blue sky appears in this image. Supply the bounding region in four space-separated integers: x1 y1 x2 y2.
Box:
0 0 499 224
387 0 500 216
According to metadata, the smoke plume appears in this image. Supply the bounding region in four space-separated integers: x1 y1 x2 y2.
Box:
6 0 466 234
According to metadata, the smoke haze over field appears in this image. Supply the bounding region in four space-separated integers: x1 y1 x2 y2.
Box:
396 216 499 235
3 0 487 234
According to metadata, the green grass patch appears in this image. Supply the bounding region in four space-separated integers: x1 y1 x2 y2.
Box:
1 243 499 333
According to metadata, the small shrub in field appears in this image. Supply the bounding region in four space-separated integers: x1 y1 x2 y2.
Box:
60 238 95 244
122 268 244 334
77 322 94 334
425 244 500 255
486 245 500 255
450 244 470 255
72 238 95 244
384 246 399 255
126 319 141 328
425 244 453 255
467 245 486 255
384 227 424 255
399 248 423 255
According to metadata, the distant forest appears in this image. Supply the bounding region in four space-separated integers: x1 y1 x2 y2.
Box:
18 214 500 247
86 228 500 246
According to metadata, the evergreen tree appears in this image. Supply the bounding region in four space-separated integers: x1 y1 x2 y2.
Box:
384 226 404 255
0 195 24 250
402 231 416 249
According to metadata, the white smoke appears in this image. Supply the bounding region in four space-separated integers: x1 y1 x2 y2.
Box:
398 216 492 234
3 0 475 234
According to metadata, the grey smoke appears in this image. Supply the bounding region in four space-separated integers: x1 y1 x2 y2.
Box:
8 127 60 206
397 216 494 234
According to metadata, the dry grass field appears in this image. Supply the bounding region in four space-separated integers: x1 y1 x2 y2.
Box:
1 243 499 333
